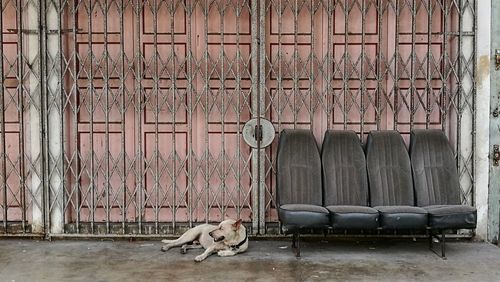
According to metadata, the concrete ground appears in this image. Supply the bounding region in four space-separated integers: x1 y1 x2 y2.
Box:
0 238 499 282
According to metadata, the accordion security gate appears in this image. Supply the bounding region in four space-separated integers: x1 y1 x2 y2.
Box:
0 0 477 237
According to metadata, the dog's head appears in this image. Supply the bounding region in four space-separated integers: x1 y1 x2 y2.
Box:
209 219 244 244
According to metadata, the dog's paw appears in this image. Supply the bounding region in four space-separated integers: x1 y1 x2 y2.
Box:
194 255 205 262
160 246 170 252
217 250 235 257
180 248 187 254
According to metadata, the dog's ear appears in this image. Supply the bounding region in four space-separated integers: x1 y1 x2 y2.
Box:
233 219 242 230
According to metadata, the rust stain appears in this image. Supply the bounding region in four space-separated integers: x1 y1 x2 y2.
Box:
477 55 490 89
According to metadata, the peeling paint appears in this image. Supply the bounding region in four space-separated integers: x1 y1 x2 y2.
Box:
477 55 490 90
476 0 492 242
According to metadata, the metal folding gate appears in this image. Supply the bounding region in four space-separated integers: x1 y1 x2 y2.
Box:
1 0 477 237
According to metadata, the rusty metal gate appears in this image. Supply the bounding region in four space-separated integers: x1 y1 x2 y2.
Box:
1 0 477 237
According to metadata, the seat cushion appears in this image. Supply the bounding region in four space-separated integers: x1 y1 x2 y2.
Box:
278 204 330 231
375 206 428 229
424 205 477 229
326 205 379 229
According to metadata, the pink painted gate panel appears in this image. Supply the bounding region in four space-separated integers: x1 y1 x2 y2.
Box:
58 1 255 233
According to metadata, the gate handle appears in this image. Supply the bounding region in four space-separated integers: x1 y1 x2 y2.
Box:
254 125 263 142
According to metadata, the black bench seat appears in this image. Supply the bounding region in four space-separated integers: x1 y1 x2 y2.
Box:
276 129 330 232
275 128 476 259
322 130 379 230
410 129 477 257
410 129 477 230
366 131 428 230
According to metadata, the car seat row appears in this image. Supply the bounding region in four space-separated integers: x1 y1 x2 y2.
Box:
276 129 477 258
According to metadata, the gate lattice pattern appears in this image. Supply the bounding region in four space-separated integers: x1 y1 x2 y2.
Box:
1 0 476 236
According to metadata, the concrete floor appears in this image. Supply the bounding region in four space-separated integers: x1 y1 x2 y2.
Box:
0 238 499 282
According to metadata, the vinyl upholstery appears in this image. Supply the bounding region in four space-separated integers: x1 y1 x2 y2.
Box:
276 129 329 231
366 131 427 229
410 129 477 229
322 130 378 229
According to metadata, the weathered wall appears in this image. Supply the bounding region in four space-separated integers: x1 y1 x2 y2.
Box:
487 0 499 243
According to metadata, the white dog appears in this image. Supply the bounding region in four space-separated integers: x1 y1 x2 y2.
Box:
160 219 248 262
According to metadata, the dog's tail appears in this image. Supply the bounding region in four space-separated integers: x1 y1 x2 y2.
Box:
161 239 177 244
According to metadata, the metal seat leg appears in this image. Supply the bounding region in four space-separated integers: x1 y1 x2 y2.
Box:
429 230 447 260
292 233 301 258
441 230 446 259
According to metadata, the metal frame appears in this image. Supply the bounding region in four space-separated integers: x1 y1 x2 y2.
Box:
1 0 45 235
0 0 479 237
429 230 447 259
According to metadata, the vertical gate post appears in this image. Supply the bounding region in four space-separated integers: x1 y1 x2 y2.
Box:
0 0 4 232
250 0 268 235
257 1 267 234
257 0 267 235
458 0 474 214
250 0 260 235
487 0 499 243
45 0 64 234
27 0 45 234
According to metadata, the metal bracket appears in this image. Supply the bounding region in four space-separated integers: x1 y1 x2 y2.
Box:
496 49 500 70
493 145 500 166
7 28 82 35
7 28 39 34
47 28 83 34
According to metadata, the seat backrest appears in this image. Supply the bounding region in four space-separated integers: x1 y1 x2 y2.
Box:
366 131 414 206
322 130 369 206
276 129 322 206
410 129 461 206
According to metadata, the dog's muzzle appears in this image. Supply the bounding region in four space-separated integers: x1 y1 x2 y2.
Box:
209 231 224 242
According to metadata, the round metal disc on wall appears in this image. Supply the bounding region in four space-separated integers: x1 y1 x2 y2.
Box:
242 118 275 148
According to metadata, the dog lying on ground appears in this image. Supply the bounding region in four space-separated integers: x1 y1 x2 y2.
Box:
160 219 248 262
